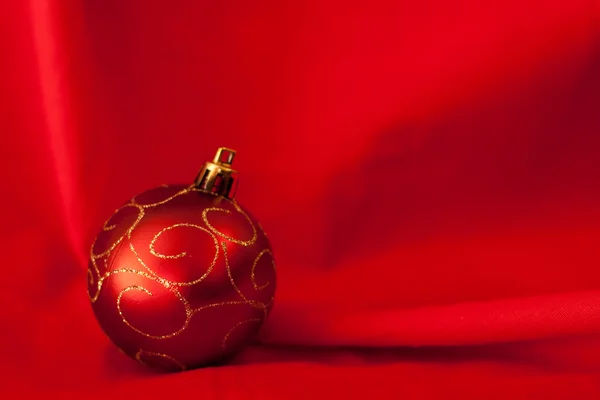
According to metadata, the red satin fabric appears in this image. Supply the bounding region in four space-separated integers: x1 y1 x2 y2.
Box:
2 0 600 397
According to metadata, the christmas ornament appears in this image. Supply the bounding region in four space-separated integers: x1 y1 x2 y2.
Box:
87 147 276 371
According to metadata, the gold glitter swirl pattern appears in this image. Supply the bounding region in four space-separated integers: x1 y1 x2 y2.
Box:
221 318 261 351
88 186 193 286
88 184 275 365
111 269 192 339
135 349 186 371
251 249 275 291
145 223 219 286
131 185 193 208
102 204 140 231
90 204 144 270
150 223 218 261
87 268 101 302
90 186 194 277
221 241 268 320
129 242 160 279
191 300 248 315
202 203 257 246
221 241 251 304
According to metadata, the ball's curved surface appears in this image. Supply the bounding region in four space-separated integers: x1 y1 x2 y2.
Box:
87 184 276 371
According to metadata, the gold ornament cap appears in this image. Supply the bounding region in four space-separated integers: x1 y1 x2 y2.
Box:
194 147 238 199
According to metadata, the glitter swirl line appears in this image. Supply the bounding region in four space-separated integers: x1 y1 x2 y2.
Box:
129 242 159 279
87 268 101 302
221 241 268 320
142 223 219 286
202 203 257 246
89 184 275 357
251 249 276 291
106 268 192 339
91 185 194 272
135 349 186 371
90 250 117 285
131 185 193 208
102 204 141 231
222 241 250 303
191 300 249 315
221 318 261 351
90 203 145 269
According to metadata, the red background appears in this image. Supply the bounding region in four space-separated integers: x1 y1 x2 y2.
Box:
2 0 600 397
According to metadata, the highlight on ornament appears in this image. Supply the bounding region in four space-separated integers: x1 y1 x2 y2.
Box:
87 147 276 371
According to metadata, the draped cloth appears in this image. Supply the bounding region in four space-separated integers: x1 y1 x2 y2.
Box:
2 0 600 397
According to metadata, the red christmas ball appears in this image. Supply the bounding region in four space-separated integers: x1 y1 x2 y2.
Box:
87 148 276 371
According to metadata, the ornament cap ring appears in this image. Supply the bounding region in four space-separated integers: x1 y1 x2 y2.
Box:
194 147 238 199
